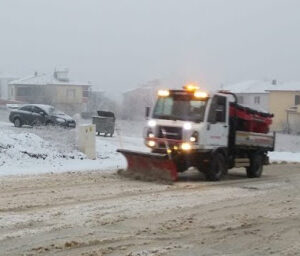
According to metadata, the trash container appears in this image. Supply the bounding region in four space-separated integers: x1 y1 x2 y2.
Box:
92 111 115 137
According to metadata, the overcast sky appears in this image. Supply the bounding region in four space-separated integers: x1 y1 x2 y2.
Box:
1 0 300 95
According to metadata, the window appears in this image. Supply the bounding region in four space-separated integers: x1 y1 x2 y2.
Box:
254 96 260 104
153 97 174 117
208 96 226 123
82 89 89 97
16 87 32 97
152 95 207 122
237 96 244 104
66 89 76 98
32 106 45 115
20 106 33 112
295 95 300 105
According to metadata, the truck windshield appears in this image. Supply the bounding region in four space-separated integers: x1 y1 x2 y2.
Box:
152 95 207 122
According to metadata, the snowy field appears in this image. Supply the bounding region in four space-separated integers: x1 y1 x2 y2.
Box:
0 112 147 176
0 108 300 176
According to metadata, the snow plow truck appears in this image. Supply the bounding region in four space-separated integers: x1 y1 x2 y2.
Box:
118 84 275 181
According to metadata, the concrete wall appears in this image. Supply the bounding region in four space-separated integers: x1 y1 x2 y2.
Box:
9 84 46 103
235 93 269 111
275 133 300 152
0 78 15 100
0 108 10 122
287 111 300 134
122 87 157 120
52 85 83 104
9 83 87 114
9 84 84 105
269 91 300 131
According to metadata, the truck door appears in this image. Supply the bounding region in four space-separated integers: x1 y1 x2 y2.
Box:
205 95 229 147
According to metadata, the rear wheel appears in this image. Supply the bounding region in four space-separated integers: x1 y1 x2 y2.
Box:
205 153 226 181
14 118 22 128
46 121 54 126
246 153 263 178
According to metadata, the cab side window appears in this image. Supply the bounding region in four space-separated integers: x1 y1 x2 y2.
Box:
32 107 44 115
208 96 226 123
20 106 33 112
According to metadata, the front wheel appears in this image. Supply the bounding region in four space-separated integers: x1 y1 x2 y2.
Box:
14 118 22 128
46 121 54 126
205 153 227 181
32 119 42 126
246 154 263 178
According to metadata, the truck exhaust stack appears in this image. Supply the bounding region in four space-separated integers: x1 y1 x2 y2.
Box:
117 149 178 182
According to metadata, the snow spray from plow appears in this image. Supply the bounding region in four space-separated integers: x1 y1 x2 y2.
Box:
117 149 178 182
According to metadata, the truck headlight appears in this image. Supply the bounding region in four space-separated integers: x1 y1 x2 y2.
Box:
148 133 154 138
147 140 156 147
181 142 192 151
183 122 192 130
190 136 197 142
147 120 156 127
146 128 155 138
190 131 199 142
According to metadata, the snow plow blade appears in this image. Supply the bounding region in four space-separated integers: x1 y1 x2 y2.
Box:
117 149 178 181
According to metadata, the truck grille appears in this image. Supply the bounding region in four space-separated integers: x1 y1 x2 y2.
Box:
158 126 182 140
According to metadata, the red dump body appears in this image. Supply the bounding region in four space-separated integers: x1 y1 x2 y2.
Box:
230 103 273 133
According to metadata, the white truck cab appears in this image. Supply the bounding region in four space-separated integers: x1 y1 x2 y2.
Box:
145 89 231 152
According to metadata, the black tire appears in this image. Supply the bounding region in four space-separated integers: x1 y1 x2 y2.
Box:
246 153 263 178
14 118 22 128
46 121 54 126
205 153 227 181
32 119 42 126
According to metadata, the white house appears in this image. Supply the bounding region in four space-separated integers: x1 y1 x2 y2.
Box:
8 69 92 114
122 79 162 120
0 75 17 100
223 80 277 112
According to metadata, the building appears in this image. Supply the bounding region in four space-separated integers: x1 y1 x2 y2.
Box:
122 80 161 120
223 80 276 112
9 69 92 114
0 76 17 100
225 79 300 133
267 82 300 133
81 90 106 118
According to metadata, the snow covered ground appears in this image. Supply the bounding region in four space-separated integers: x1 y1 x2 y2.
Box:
0 112 300 176
0 117 147 176
269 151 300 164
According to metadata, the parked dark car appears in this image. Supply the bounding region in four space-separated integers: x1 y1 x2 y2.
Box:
9 104 76 128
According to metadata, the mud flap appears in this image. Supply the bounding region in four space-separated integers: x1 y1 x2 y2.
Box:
117 149 178 181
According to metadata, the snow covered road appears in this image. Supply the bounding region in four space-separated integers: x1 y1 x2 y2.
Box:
1 164 300 255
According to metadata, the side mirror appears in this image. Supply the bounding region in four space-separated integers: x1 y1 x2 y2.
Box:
145 107 151 119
